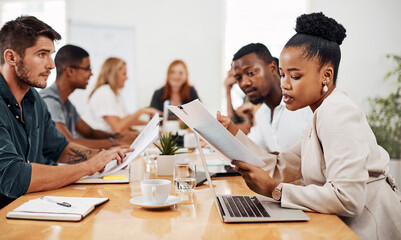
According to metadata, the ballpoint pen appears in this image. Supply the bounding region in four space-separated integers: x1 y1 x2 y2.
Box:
40 196 72 207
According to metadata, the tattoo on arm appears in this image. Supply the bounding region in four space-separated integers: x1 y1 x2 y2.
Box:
66 147 94 164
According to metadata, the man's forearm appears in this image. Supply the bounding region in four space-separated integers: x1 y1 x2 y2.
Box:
27 162 90 193
58 143 100 164
68 138 114 149
88 129 113 139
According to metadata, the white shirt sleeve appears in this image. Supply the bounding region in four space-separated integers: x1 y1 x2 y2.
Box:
90 85 123 117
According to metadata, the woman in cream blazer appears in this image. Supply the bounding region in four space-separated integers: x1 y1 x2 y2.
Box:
223 13 401 240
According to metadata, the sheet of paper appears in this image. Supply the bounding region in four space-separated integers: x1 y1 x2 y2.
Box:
82 114 160 179
167 100 265 167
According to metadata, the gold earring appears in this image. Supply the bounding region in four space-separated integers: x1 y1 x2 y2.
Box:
323 80 328 92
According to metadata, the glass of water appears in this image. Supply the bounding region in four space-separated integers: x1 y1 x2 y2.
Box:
144 148 159 179
174 160 196 193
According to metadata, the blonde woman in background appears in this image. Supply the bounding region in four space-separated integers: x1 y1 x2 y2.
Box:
85 57 161 133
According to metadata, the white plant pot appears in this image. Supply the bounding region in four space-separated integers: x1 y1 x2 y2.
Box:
157 155 176 176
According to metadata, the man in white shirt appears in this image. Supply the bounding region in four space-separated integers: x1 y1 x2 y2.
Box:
231 43 312 152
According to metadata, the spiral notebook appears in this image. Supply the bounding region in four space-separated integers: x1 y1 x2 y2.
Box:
7 196 108 221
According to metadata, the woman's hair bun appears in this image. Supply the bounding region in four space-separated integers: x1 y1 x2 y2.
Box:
295 12 346 45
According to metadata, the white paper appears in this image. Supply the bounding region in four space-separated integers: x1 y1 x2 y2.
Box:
167 100 265 167
82 114 160 179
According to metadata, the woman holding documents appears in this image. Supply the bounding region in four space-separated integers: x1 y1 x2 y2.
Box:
219 13 401 240
84 58 161 133
150 59 199 112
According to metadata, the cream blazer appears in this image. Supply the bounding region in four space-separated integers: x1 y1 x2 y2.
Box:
236 88 401 240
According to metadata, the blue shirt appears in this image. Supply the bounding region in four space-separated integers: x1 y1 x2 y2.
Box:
0 74 68 206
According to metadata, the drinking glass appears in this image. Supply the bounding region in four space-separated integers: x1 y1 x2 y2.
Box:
144 148 159 179
174 160 196 193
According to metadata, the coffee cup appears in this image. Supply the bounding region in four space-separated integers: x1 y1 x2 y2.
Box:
141 179 171 204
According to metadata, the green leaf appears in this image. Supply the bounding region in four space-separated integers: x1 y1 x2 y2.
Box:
153 133 181 155
367 54 401 159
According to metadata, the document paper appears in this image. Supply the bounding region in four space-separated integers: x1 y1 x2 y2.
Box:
82 114 160 179
167 100 265 167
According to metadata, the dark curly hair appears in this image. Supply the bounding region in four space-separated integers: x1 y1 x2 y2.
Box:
284 12 346 83
55 44 89 77
0 16 61 65
233 43 274 64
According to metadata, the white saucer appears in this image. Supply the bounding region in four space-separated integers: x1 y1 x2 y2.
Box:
130 195 181 209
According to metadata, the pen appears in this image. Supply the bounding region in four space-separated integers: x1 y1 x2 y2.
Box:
40 196 71 207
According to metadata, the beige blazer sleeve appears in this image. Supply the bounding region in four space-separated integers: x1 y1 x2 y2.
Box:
235 130 303 183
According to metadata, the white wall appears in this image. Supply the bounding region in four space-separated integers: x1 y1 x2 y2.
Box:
308 0 401 112
65 0 401 116
66 0 225 114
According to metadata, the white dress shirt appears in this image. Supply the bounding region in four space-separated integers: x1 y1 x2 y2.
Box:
247 101 312 152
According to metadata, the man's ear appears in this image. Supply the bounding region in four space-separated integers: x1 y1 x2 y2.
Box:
269 60 278 74
65 67 75 77
4 49 20 66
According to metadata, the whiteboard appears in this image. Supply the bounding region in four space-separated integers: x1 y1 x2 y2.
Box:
68 21 137 115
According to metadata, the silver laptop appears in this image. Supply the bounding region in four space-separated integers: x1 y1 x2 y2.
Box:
194 132 309 222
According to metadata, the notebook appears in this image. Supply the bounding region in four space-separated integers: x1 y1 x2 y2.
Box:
194 132 310 222
7 196 108 221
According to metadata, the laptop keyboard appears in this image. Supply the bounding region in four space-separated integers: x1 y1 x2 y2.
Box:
221 196 270 218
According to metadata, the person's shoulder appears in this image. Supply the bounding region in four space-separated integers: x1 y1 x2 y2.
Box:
93 84 114 97
189 86 198 92
316 88 363 127
39 83 58 99
189 86 199 99
152 87 165 97
319 88 360 113
155 87 165 94
30 88 51 111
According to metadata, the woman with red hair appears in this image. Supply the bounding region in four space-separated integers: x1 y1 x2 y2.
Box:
150 60 199 112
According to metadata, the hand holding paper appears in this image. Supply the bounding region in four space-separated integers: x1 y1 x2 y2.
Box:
167 100 265 167
81 114 160 179
216 111 239 136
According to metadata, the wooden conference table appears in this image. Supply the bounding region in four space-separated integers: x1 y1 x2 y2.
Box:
0 154 360 240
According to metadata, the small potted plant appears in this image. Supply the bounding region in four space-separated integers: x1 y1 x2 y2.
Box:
154 133 180 175
367 54 401 183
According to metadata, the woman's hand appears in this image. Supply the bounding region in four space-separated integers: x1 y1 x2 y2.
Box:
85 146 134 175
232 160 279 198
140 107 163 117
216 111 239 136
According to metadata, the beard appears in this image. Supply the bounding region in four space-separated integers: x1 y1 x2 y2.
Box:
249 95 266 105
16 60 47 89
